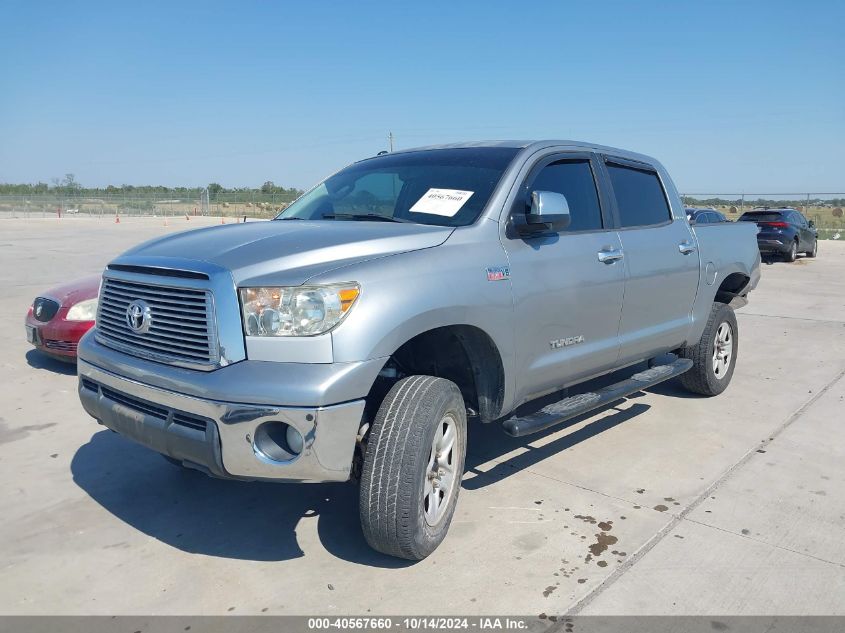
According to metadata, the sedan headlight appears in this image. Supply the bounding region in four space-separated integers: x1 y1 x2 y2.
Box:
66 298 98 321
239 283 360 337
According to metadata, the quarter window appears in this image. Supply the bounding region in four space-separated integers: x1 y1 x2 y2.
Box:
607 163 672 228
528 160 603 232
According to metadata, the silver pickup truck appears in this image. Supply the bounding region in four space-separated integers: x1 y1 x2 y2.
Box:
77 140 760 560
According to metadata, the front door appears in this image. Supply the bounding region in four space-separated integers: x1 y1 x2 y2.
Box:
502 153 626 406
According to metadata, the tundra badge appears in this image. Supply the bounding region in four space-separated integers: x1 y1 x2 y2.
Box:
550 335 585 349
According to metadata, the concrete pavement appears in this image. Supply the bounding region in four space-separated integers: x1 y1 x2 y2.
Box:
1 218 843 615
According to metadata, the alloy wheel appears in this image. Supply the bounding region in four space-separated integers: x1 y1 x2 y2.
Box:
423 414 458 526
712 322 733 380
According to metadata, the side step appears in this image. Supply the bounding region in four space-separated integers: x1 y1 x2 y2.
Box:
501 358 693 437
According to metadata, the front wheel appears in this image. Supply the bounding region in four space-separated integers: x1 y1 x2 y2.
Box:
359 375 467 560
677 302 738 396
806 238 818 258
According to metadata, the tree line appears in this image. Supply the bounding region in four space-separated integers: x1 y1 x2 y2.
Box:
683 196 845 207
0 174 303 199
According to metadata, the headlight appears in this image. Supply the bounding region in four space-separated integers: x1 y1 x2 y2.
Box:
66 298 98 321
239 283 359 337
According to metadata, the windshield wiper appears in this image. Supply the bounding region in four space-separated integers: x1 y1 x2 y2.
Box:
322 213 414 223
277 216 307 220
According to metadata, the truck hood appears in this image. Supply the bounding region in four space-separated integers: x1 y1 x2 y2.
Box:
116 220 454 286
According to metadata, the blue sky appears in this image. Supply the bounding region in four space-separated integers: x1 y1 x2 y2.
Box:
1 0 842 193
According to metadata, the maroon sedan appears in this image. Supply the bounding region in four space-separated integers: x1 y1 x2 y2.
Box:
25 275 100 362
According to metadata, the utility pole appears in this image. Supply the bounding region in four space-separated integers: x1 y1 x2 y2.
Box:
388 131 394 153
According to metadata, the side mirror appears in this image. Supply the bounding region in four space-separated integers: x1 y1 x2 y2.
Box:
509 190 571 237
808 220 815 228
687 215 696 225
527 191 571 230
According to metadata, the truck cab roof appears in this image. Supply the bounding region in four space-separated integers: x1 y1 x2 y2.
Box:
382 140 661 168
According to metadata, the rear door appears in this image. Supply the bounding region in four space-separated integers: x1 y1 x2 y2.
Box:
600 156 700 365
502 152 625 404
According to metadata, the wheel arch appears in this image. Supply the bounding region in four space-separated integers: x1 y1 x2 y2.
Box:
364 323 506 425
714 271 752 305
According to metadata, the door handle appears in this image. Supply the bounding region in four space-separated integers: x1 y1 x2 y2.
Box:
678 241 697 255
597 248 624 264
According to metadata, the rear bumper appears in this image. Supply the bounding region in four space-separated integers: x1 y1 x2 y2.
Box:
78 359 365 482
756 238 790 253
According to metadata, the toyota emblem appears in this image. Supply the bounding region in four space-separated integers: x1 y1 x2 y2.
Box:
125 299 152 333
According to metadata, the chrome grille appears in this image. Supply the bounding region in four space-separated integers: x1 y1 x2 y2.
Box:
95 277 217 367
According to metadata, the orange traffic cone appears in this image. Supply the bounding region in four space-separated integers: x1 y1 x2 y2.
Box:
221 216 226 224
163 216 168 226
115 214 120 224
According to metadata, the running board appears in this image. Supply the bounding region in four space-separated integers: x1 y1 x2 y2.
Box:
501 358 693 438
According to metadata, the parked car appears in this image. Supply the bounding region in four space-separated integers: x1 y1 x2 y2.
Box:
686 207 728 224
76 141 760 560
26 276 99 361
737 207 818 261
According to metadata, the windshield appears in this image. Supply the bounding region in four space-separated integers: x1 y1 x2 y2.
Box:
275 147 520 227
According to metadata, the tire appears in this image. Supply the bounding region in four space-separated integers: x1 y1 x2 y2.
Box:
677 302 738 396
805 238 818 258
359 375 467 560
784 239 798 262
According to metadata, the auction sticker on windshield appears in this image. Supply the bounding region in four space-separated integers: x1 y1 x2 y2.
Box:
410 188 474 217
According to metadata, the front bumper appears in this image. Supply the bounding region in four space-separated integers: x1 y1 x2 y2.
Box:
25 312 93 360
78 359 366 482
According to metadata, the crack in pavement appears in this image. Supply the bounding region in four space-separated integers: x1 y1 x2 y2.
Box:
739 312 845 325
682 517 845 568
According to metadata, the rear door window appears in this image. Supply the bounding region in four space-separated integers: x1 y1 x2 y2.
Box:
606 162 672 228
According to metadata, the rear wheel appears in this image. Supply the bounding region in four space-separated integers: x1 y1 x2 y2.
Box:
678 302 738 396
359 375 467 560
784 239 798 262
805 238 818 258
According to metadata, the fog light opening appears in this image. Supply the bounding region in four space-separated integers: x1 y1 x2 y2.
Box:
253 421 303 463
285 423 304 455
